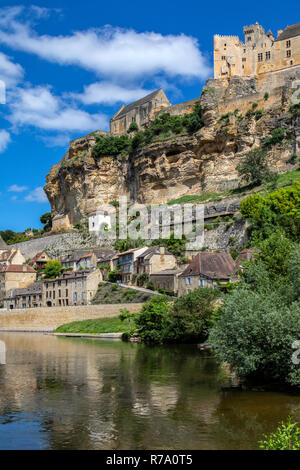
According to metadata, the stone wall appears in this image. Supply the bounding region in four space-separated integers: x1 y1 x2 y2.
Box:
10 232 99 259
0 303 143 330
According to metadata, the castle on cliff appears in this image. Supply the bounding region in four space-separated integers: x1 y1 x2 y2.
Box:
214 22 300 81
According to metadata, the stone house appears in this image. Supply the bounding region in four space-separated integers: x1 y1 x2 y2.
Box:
0 264 36 301
4 282 43 310
150 268 184 295
134 246 177 277
0 248 25 267
61 251 97 271
178 252 236 296
111 247 149 284
43 269 102 307
110 89 170 135
28 251 51 270
214 22 300 83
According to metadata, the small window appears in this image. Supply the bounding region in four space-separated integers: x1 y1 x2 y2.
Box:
266 51 271 60
287 50 291 58
286 40 291 48
258 53 263 62
242 58 246 62
221 56 226 60
247 36 252 42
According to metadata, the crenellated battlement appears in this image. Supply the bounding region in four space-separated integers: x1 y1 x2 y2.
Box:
214 22 300 84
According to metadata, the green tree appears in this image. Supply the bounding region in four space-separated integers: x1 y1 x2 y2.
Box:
44 260 62 279
237 148 274 187
40 212 52 232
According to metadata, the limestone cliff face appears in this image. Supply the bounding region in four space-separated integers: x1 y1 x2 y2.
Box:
45 76 300 226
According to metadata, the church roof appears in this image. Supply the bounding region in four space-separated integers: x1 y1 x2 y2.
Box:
277 23 300 41
111 89 163 121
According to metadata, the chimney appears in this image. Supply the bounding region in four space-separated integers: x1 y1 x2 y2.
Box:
277 29 283 38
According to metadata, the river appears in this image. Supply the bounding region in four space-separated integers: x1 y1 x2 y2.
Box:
0 332 299 450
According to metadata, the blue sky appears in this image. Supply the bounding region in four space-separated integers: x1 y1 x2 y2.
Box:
0 0 298 231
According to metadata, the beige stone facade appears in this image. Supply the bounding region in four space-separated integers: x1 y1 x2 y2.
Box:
110 89 170 135
214 22 300 84
43 269 102 307
134 246 177 277
0 249 25 267
0 265 36 301
4 282 43 310
150 269 184 294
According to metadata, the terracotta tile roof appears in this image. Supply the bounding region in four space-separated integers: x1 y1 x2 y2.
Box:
277 23 300 41
0 264 35 273
180 252 236 280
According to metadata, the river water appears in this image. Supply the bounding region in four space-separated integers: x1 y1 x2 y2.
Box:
0 332 299 450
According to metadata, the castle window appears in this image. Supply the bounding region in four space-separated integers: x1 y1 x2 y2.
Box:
266 51 271 60
243 49 246 53
247 36 252 42
286 40 291 48
242 58 246 62
258 53 263 62
290 60 294 65
287 50 291 58
221 56 226 60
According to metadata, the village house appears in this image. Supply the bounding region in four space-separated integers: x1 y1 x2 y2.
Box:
150 268 185 295
43 269 102 307
214 22 300 82
0 248 25 267
111 247 149 284
110 89 170 135
134 246 177 277
4 282 43 310
178 252 236 296
28 251 51 270
0 264 36 301
61 251 97 271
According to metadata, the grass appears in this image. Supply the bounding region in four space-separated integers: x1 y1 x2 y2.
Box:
55 317 133 334
166 170 300 206
92 282 151 304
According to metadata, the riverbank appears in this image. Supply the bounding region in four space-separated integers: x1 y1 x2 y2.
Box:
0 303 143 330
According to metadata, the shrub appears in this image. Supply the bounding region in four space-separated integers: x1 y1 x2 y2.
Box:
135 296 171 343
264 92 269 101
210 287 300 387
259 418 300 450
93 134 130 157
127 122 139 133
237 147 274 187
107 270 118 283
262 127 285 148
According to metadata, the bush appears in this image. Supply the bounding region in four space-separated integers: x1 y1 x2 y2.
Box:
93 134 130 157
127 121 139 133
259 418 300 450
134 288 220 344
107 270 118 283
135 296 171 343
167 288 220 343
237 148 273 187
262 127 285 148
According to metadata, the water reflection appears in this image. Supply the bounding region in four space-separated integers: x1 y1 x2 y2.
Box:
0 333 299 450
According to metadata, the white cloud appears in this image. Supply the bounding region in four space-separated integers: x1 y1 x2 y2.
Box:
8 184 28 192
70 82 153 105
39 134 71 148
8 85 108 132
0 129 11 152
25 186 48 203
0 7 211 80
0 52 24 88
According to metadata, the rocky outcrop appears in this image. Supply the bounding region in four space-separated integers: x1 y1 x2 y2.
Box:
45 76 300 226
